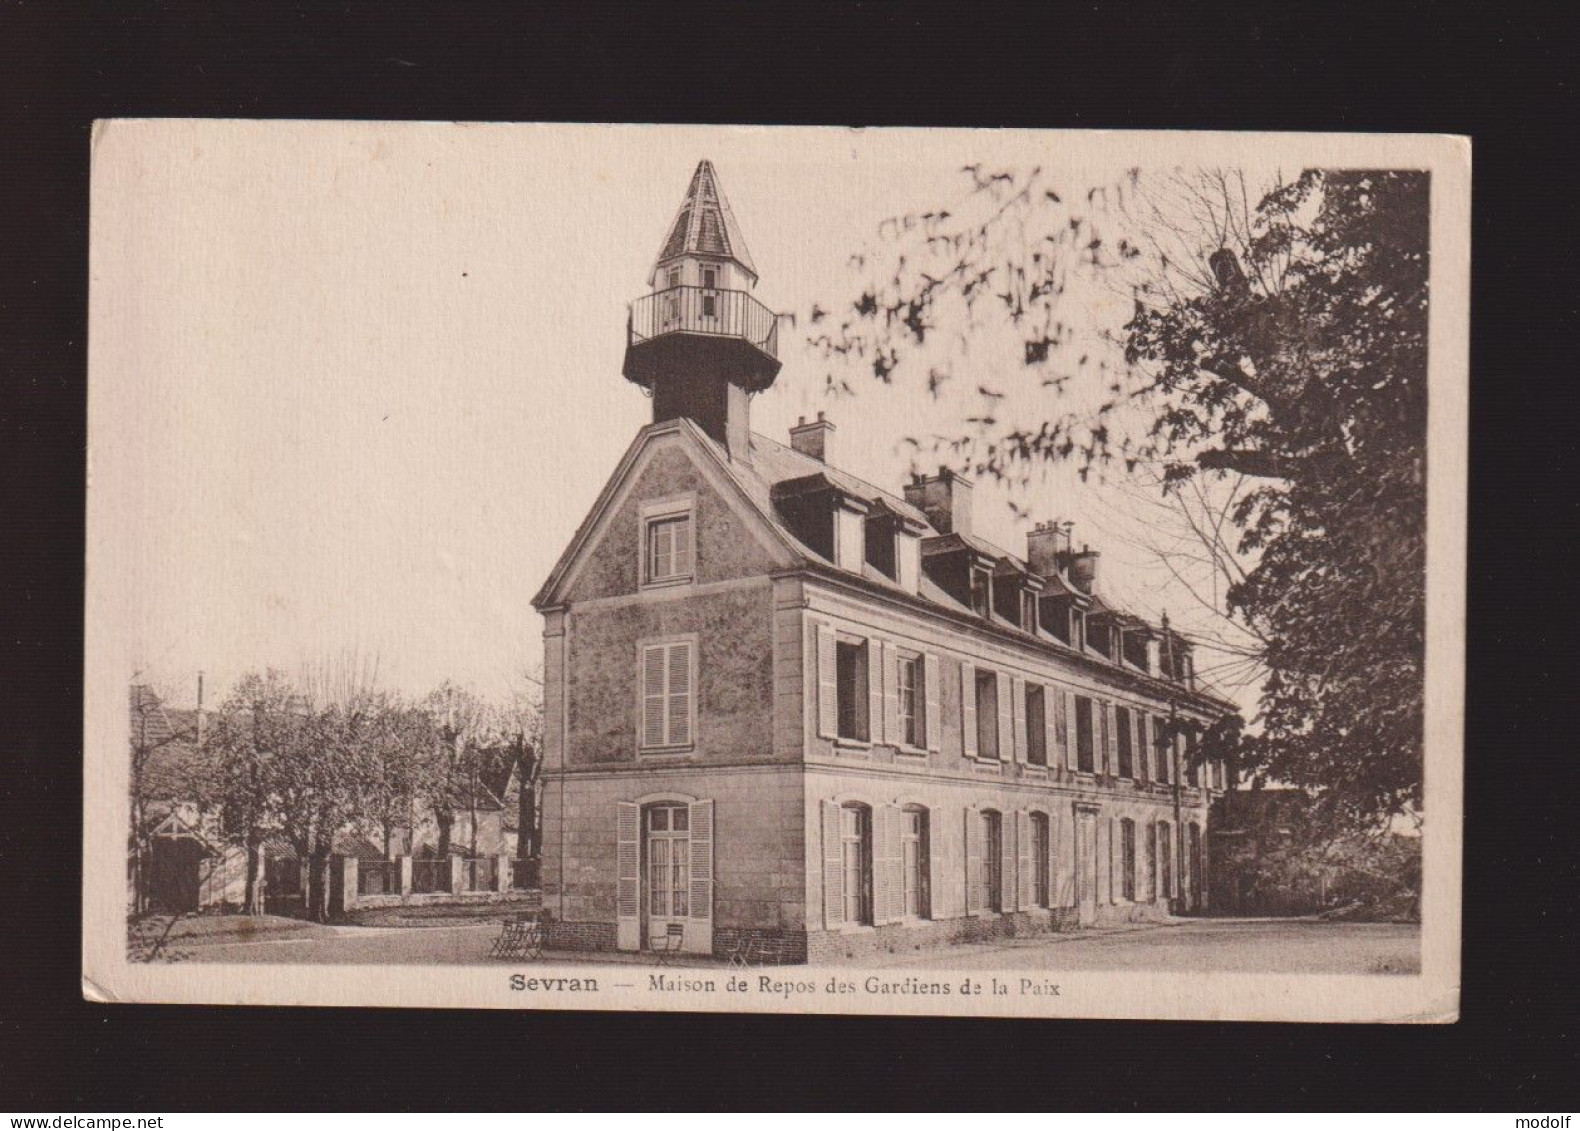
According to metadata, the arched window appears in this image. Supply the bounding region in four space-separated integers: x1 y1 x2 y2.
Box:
839 802 873 926
901 806 931 919
980 809 1003 913
1030 812 1051 908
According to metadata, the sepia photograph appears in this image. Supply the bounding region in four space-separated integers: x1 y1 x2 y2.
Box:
83 122 1466 1020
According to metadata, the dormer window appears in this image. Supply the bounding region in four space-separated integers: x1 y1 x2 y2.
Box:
970 570 992 618
1072 609 1087 650
864 514 897 580
1020 590 1038 633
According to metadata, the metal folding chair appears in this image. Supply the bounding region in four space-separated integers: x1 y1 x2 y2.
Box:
490 912 544 960
652 922 685 965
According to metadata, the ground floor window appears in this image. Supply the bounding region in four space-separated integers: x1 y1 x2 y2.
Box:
1120 818 1137 901
841 803 873 925
646 802 690 918
1158 821 1174 900
1031 811 1051 908
901 806 930 918
981 809 1003 912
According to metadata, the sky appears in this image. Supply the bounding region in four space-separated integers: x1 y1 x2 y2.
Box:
91 122 1282 713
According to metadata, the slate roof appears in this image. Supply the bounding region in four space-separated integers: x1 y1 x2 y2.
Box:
651 159 759 282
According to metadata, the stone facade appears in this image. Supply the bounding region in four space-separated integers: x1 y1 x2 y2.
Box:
530 159 1228 964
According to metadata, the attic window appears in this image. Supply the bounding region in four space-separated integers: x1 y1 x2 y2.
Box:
1020 590 1038 633
642 499 696 587
970 570 992 618
864 515 897 580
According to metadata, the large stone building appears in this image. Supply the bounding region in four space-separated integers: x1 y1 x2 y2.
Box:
532 160 1233 961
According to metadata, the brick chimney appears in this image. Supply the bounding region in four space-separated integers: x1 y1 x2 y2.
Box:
789 412 835 462
1025 519 1074 577
903 467 974 536
1066 546 1100 594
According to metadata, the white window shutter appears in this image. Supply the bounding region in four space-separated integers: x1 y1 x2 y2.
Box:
964 808 982 915
882 643 900 746
998 672 1011 761
822 800 843 928
616 802 641 950
667 643 693 747
641 646 666 749
1017 811 1033 911
816 625 838 740
877 804 901 924
961 662 977 758
1044 683 1059 770
866 642 883 744
923 653 942 752
1011 677 1028 763
688 799 713 925
1064 690 1079 771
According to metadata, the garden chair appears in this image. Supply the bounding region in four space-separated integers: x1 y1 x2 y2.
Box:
490 910 543 960
652 922 685 965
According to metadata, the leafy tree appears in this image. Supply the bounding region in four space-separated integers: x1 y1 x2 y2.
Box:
814 166 1427 835
208 668 298 914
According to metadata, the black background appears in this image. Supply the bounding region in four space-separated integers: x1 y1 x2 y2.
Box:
1 0 1574 1112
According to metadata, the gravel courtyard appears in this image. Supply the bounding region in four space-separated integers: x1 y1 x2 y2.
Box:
154 915 1419 975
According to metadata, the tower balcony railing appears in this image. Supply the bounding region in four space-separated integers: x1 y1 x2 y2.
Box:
627 285 779 360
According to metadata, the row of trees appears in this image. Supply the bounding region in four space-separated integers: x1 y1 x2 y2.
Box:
137 663 542 921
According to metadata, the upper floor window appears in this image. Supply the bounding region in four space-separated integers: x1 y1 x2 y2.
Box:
975 669 1000 760
1025 684 1047 766
644 507 694 586
897 651 925 748
836 638 870 742
1154 716 1172 783
640 640 694 751
699 263 719 317
1074 695 1095 772
1115 705 1134 778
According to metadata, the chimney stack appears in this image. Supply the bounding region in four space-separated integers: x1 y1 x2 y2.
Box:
789 412 836 463
1066 545 1100 594
903 467 974 536
1025 519 1074 578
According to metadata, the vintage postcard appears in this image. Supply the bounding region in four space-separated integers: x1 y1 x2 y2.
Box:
84 122 1466 1020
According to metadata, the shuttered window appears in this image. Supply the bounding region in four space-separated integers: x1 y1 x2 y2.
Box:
1116 705 1134 778
901 807 930 918
1119 818 1136 901
981 810 1004 913
1074 696 1095 772
897 652 924 748
835 639 871 741
1025 684 1047 766
640 641 694 750
1030 811 1051 908
1053 688 1070 767
1154 717 1172 783
840 803 873 925
975 669 1000 759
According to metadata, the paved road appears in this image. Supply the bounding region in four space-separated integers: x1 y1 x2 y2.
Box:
173 917 1418 975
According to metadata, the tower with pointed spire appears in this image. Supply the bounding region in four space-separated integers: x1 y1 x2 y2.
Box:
623 160 781 460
